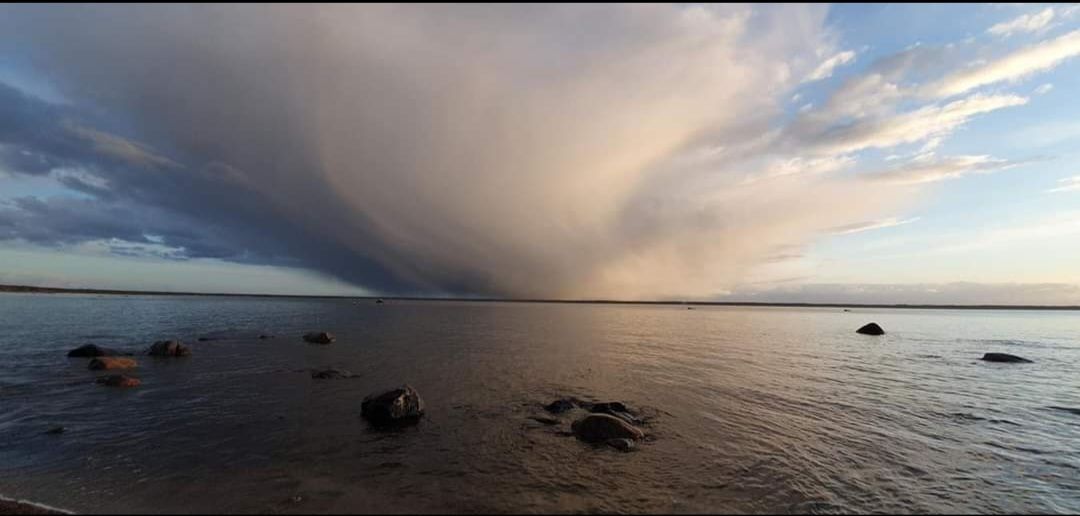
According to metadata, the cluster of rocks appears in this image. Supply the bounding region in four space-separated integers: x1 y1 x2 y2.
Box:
66 339 191 389
854 322 1034 363
541 397 648 452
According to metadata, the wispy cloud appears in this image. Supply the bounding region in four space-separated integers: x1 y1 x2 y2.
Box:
829 217 921 235
924 29 1080 98
1047 175 1080 193
867 155 1026 185
803 50 856 82
1034 82 1054 94
988 7 1056 37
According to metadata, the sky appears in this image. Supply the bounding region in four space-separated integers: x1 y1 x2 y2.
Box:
0 3 1079 304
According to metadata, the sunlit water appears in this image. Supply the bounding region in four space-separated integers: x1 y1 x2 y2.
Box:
1 293 1078 514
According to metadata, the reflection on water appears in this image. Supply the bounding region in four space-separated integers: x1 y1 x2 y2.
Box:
1 293 1079 513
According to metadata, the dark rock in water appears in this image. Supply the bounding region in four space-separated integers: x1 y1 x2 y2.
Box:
589 402 640 424
67 344 126 357
856 322 885 335
311 368 355 380
981 352 1032 363
376 298 384 304
302 332 335 344
361 385 424 426
88 357 137 370
529 416 561 426
45 425 65 435
843 309 851 312
197 337 210 342
95 374 141 388
147 340 191 357
606 438 635 452
544 398 577 414
1049 406 1080 416
687 306 694 310
571 413 645 443
258 334 273 340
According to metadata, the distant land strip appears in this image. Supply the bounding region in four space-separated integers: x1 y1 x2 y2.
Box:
2 284 1079 310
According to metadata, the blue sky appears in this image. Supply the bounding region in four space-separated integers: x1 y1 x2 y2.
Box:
0 4 1079 303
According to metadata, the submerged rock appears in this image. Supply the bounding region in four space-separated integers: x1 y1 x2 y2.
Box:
88 357 137 370
606 438 635 452
95 374 141 388
302 332 335 344
981 352 1032 363
544 398 578 414
856 322 885 335
311 368 355 380
67 344 126 357
45 425 65 435
258 334 273 340
147 340 191 357
571 413 645 443
361 385 424 426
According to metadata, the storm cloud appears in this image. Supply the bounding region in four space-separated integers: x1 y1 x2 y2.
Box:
0 4 1059 299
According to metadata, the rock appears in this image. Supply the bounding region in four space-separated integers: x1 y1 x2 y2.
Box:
856 322 885 335
88 357 137 370
606 438 635 452
311 368 355 379
376 298 384 304
571 413 645 443
302 332 335 344
258 334 273 340
95 374 141 388
45 425 65 435
147 340 191 356
981 352 1032 363
67 344 126 357
197 337 210 342
589 402 640 424
544 398 578 414
361 385 424 426
528 416 561 425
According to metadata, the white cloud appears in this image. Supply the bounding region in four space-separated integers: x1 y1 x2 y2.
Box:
924 29 1080 98
1048 175 1080 193
829 217 921 235
1034 82 1054 94
803 50 856 82
988 7 1056 37
867 155 1023 185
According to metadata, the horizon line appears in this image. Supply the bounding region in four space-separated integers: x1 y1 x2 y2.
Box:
2 284 1079 311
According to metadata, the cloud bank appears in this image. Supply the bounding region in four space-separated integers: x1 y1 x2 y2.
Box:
0 4 1068 299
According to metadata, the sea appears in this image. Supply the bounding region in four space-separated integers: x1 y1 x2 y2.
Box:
1 293 1078 514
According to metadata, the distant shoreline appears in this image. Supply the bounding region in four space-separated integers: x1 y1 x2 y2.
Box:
2 284 1078 311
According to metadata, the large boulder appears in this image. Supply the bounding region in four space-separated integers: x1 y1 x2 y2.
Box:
856 322 885 335
302 332 335 344
361 385 424 426
981 352 1032 363
67 344 126 357
571 413 645 443
147 340 191 356
95 374 141 388
88 357 137 370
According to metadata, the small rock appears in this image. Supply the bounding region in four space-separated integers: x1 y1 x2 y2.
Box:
376 298 384 304
197 337 210 342
589 402 640 424
311 368 354 379
88 357 138 370
981 352 1032 363
67 344 127 357
361 385 424 426
45 425 65 435
606 438 635 452
95 374 141 388
856 322 885 335
544 398 577 414
571 413 645 443
258 334 273 340
147 340 191 356
302 332 335 344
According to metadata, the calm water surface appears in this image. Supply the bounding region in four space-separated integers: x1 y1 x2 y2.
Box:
1 293 1078 514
